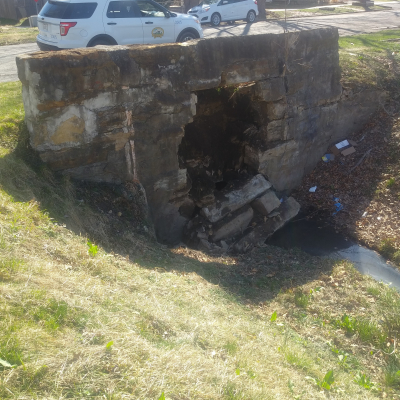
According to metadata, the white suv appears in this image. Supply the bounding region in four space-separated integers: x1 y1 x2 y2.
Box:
36 0 203 51
188 0 258 26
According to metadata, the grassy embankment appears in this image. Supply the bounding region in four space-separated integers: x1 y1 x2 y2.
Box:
1 31 400 399
0 18 38 46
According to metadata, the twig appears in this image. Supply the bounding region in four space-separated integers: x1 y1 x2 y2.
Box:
349 148 373 174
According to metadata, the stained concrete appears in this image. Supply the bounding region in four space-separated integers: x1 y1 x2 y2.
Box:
17 28 384 244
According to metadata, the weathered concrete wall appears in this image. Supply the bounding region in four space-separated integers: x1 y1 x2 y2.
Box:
17 28 381 244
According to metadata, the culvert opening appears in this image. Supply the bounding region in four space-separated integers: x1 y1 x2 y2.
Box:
177 84 301 254
178 85 258 208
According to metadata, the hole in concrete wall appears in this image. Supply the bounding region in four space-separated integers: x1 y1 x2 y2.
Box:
178 85 259 209
177 84 301 254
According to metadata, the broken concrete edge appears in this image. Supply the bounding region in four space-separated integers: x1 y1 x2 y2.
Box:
233 196 301 253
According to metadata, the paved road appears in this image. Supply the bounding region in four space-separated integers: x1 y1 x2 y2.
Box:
203 1 400 38
1 2 399 83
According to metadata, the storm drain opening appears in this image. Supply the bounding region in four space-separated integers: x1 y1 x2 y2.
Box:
177 84 300 254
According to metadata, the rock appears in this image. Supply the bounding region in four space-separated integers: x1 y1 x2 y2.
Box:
233 197 300 253
201 174 271 223
220 241 229 250
211 206 254 242
251 190 281 216
244 141 300 192
179 198 196 219
198 239 212 252
253 77 286 102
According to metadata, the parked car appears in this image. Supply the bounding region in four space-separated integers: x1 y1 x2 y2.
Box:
36 0 203 51
187 0 258 26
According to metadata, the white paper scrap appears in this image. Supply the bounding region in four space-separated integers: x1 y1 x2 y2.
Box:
335 140 349 150
309 186 317 193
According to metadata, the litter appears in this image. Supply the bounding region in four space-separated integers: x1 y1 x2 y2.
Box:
362 211 368 217
322 154 335 162
309 186 317 192
341 146 356 156
333 197 343 215
335 140 350 150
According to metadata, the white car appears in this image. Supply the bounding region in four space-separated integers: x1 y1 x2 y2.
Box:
36 0 203 51
188 0 258 26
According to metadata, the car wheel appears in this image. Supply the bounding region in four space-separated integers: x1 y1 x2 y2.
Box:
246 10 256 23
178 31 197 42
211 13 221 27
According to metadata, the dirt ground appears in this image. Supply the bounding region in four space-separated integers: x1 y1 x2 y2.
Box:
292 100 400 264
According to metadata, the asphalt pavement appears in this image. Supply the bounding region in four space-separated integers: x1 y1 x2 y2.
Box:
1 2 399 83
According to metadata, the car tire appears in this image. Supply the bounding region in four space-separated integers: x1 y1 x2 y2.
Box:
89 39 112 47
211 13 221 26
177 31 198 42
246 10 256 23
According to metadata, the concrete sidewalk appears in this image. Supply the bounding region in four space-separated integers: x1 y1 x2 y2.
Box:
0 42 38 83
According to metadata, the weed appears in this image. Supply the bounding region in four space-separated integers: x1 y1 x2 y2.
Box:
224 340 238 356
0 334 24 370
294 290 310 308
378 238 397 259
270 311 277 322
32 297 88 331
284 349 312 371
224 382 244 399
336 314 355 335
106 341 114 350
384 359 400 388
316 370 335 390
366 286 380 296
355 319 386 347
87 239 98 256
386 178 396 188
354 372 374 389
0 257 23 280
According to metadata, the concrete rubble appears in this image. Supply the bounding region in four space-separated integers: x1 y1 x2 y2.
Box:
182 173 300 253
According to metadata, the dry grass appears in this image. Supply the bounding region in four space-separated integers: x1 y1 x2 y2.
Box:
0 25 38 46
1 161 397 398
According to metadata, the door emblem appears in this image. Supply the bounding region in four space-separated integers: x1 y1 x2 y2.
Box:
151 27 164 38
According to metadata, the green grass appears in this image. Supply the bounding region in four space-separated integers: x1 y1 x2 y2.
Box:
0 82 24 149
0 22 38 46
339 29 400 90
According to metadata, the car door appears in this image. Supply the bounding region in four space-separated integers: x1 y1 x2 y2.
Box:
104 0 144 45
230 0 247 19
136 0 175 44
216 0 232 21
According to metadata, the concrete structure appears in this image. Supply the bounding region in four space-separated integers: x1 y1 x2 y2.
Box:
17 28 382 245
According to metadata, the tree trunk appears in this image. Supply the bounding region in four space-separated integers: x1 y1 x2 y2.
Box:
257 0 266 20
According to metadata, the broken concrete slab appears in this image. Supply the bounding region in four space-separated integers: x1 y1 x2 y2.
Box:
251 190 281 216
201 174 271 223
233 197 300 253
211 205 254 242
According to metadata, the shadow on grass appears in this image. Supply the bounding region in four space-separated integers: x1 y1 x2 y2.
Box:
0 127 338 306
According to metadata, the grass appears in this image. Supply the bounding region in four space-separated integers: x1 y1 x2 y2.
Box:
0 23 38 46
0 82 24 149
2 31 400 398
338 29 400 91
